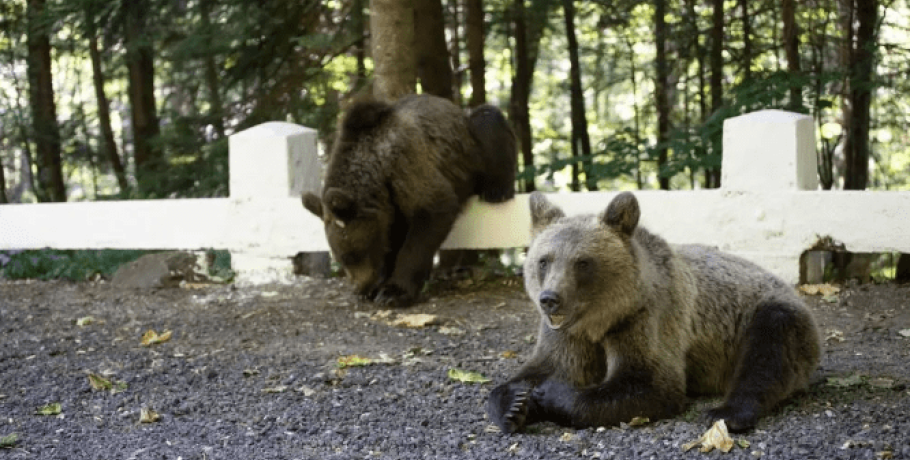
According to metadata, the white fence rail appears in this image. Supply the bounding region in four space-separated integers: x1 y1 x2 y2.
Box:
1 111 909 284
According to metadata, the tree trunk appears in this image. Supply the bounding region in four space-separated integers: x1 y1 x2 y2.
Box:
783 0 802 110
654 0 670 190
0 130 7 203
354 0 368 87
26 0 66 202
200 0 226 140
415 0 454 99
510 0 534 192
708 0 724 189
562 0 595 191
448 0 463 104
843 0 877 190
124 0 162 197
466 0 485 107
740 0 752 81
86 2 129 195
370 0 417 100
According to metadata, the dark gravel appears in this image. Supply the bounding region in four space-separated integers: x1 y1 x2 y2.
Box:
1 277 909 459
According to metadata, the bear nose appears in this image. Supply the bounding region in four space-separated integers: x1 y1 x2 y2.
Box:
539 290 561 313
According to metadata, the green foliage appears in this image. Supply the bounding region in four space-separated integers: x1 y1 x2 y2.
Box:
0 249 154 281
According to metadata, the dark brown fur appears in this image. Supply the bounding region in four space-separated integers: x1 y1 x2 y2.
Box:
303 94 516 307
487 192 821 433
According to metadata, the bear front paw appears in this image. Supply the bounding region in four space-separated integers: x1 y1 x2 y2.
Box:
487 382 533 434
373 284 416 308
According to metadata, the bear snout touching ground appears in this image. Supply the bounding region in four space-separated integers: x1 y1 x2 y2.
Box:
302 94 517 308
487 191 821 434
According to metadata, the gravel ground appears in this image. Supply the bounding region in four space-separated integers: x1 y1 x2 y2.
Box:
1 276 909 459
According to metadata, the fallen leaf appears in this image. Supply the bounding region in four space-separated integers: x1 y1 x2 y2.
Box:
336 355 373 368
737 439 751 449
140 329 172 346
825 329 845 343
899 329 910 338
682 419 734 453
438 326 465 336
0 433 18 448
36 403 61 416
559 432 574 442
500 350 518 359
243 369 260 377
295 385 316 397
798 284 841 296
139 407 160 423
447 368 491 384
76 316 95 326
827 374 865 388
877 450 894 459
261 385 288 394
628 416 650 427
391 313 438 328
88 373 112 391
869 378 894 389
260 291 279 298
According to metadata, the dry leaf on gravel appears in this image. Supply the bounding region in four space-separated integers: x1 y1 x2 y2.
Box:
799 284 841 296
559 432 574 442
88 373 112 391
682 419 734 453
140 329 172 346
628 416 650 427
391 313 439 328
827 374 865 388
36 403 61 416
76 316 95 326
447 368 490 384
336 355 373 368
898 329 910 338
139 407 160 423
261 385 288 394
0 433 18 449
500 350 518 359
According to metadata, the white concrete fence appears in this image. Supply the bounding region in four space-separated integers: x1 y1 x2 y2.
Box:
1 110 909 284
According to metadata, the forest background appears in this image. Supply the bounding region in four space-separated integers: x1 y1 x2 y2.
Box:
0 0 904 202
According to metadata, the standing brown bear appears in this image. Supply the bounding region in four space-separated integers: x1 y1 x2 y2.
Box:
487 192 821 433
303 94 517 308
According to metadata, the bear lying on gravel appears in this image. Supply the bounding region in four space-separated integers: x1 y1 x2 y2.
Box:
303 94 516 308
487 192 821 433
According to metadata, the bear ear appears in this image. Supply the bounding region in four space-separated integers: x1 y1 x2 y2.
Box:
302 192 324 217
529 192 565 236
324 187 357 223
341 99 395 136
602 191 640 236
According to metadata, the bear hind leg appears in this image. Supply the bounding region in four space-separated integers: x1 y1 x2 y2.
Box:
706 301 819 432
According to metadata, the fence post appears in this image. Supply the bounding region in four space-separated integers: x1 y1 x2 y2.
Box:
228 122 326 284
721 110 818 284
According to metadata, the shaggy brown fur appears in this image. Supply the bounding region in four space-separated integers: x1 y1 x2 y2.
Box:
487 192 821 433
303 94 516 307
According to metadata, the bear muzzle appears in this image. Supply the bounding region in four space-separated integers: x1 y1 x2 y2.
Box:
539 290 568 330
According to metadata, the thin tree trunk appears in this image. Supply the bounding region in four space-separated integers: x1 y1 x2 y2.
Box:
654 0 670 190
370 0 417 100
200 0 226 139
26 0 66 202
843 0 877 190
510 0 534 192
783 0 802 110
124 0 162 197
708 0 723 188
740 0 752 81
415 0 453 99
0 126 7 203
86 3 129 194
466 0 485 107
563 0 596 191
448 0 463 104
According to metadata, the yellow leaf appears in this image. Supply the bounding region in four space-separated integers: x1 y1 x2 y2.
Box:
447 368 491 384
76 316 95 326
140 329 172 346
559 432 574 442
88 373 112 391
682 419 734 453
336 355 373 368
798 284 840 296
0 433 18 448
391 313 438 328
501 350 518 359
628 416 650 427
139 407 160 423
36 403 61 416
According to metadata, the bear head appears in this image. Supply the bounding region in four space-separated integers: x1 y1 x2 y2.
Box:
302 188 392 296
524 192 642 342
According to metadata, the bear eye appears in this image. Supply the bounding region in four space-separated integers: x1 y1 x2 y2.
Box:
574 259 592 271
538 258 549 271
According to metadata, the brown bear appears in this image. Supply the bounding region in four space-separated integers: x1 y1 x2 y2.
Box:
487 192 821 433
302 94 517 308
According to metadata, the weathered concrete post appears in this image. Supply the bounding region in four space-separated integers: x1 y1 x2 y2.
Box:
721 110 818 283
228 122 327 283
